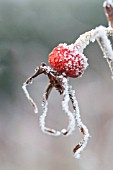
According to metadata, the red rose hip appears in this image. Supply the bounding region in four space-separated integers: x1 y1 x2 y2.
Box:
48 43 88 78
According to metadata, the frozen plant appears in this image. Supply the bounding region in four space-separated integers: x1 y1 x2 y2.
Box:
22 0 113 159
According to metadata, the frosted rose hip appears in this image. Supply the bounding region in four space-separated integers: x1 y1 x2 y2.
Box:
48 43 88 78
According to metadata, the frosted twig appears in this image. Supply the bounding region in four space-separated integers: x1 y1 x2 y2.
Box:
97 36 113 78
75 26 113 77
75 26 112 53
68 86 90 159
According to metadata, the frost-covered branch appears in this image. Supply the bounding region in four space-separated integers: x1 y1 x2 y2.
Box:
74 26 113 77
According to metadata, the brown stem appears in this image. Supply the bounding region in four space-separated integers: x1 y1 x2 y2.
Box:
25 64 46 84
45 84 53 100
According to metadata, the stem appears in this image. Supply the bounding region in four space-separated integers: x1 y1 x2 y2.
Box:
74 26 113 77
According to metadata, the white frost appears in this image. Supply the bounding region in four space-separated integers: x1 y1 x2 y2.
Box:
62 78 76 135
75 26 113 77
68 86 90 159
40 92 61 136
22 83 38 114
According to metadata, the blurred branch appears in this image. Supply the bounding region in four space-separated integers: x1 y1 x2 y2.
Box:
103 0 113 28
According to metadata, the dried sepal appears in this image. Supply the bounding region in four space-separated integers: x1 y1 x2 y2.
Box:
40 84 61 136
68 86 90 159
22 79 38 114
22 63 48 114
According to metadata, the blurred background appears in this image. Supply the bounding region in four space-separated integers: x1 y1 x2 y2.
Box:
0 0 113 170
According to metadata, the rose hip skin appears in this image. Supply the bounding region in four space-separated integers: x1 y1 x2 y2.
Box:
48 44 88 78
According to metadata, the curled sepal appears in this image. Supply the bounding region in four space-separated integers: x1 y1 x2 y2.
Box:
22 79 38 114
39 84 61 136
68 86 90 159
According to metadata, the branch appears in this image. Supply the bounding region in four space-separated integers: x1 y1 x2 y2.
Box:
74 26 113 77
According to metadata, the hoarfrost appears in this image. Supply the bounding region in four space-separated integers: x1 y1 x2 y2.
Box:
40 92 61 136
68 87 90 159
22 83 38 114
62 78 76 135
